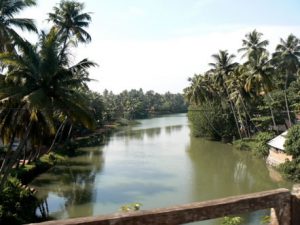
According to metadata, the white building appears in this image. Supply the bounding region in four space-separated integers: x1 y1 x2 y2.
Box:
266 131 292 166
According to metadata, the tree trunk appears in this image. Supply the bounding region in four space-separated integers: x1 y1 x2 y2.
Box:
224 85 242 139
0 132 16 172
239 91 260 133
0 121 32 190
67 124 73 141
284 71 292 128
58 29 70 61
47 119 67 154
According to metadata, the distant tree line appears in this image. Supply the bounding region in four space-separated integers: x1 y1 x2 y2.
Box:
101 89 188 121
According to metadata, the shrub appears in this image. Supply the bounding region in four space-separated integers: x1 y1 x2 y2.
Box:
188 103 237 140
0 177 39 224
222 216 243 225
279 158 300 182
284 124 300 158
253 132 275 158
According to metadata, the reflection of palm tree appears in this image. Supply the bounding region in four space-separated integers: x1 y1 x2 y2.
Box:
62 147 104 217
36 146 105 219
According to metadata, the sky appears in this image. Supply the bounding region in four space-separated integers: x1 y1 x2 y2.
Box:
19 0 300 94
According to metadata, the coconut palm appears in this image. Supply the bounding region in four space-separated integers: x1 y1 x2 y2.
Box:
184 74 216 105
0 30 96 189
208 50 242 138
238 30 269 59
244 51 274 95
48 0 92 58
0 0 37 53
273 34 300 127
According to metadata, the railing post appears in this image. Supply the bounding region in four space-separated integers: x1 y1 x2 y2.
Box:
270 191 291 225
291 184 300 225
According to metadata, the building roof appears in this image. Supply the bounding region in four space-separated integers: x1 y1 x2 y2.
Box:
267 131 288 151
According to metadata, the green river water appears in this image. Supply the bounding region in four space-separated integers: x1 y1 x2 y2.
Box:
31 113 292 224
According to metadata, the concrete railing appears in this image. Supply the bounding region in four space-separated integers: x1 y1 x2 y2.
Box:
28 185 300 225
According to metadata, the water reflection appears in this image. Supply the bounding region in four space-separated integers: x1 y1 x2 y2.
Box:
31 114 292 224
165 125 183 134
116 127 162 140
32 146 104 218
186 137 291 225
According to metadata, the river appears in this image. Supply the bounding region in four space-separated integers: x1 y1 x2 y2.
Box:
31 113 291 224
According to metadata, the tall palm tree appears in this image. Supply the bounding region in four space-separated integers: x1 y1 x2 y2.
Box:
209 50 242 139
48 0 92 58
227 65 257 136
273 34 300 127
0 30 96 189
238 30 279 131
238 30 269 59
0 0 37 52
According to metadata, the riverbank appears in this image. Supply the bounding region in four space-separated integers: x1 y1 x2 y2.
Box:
0 125 117 224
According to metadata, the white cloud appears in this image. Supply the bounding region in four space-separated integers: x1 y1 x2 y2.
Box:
75 25 300 94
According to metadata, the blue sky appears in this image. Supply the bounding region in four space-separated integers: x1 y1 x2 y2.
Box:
20 0 300 93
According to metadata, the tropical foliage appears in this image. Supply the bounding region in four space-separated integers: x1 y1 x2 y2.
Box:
184 30 300 141
284 124 300 158
0 0 97 191
0 0 37 53
102 89 187 121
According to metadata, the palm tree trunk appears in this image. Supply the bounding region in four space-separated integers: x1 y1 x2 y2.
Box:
267 94 278 132
0 121 32 190
58 29 70 61
0 132 16 172
47 119 67 153
284 71 292 127
224 85 242 139
239 91 260 133
237 106 249 138
66 124 73 141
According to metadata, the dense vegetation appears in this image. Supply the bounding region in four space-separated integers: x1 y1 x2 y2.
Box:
102 89 187 121
280 124 300 181
184 30 300 141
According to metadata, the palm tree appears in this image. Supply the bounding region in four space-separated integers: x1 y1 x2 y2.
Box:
0 30 96 189
238 30 269 59
244 51 274 95
0 0 37 53
48 0 92 58
208 50 242 139
237 30 279 131
184 74 215 105
227 65 257 137
273 34 300 127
